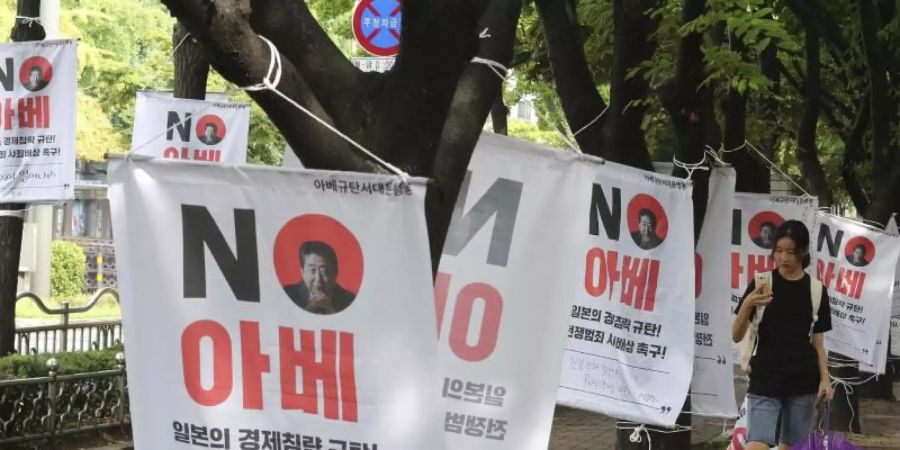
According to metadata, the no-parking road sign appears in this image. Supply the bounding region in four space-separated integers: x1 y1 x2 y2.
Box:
352 0 402 57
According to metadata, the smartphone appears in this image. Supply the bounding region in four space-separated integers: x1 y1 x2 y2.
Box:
754 273 771 295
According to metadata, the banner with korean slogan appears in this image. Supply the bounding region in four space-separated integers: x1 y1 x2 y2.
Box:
0 39 76 202
557 159 695 427
729 194 819 321
860 216 900 373
131 90 249 163
690 167 739 418
109 158 443 449
435 133 585 449
813 213 900 364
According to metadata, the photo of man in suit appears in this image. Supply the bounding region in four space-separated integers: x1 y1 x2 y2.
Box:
753 221 776 249
198 122 223 145
23 65 49 92
847 244 869 267
283 241 356 314
631 208 663 250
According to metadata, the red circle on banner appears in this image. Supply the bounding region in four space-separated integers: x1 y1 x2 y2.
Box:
19 56 53 92
273 214 364 295
195 115 227 145
352 0 402 57
844 236 875 267
747 211 784 250
626 194 668 250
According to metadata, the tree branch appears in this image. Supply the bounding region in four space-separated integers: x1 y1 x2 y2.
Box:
426 0 522 272
160 0 379 172
841 95 871 213
535 0 606 156
173 22 210 100
796 27 834 205
603 0 658 169
859 0 893 183
248 0 369 134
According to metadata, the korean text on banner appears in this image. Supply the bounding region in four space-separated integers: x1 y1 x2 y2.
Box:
0 39 76 203
109 158 443 449
690 167 739 418
558 159 695 427
860 216 900 373
813 213 900 364
131 90 250 163
729 194 818 319
436 133 585 449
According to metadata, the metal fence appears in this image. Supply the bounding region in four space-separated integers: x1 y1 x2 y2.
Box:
0 355 130 446
15 288 122 355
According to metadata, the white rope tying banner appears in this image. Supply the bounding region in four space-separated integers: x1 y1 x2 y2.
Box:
129 104 216 155
470 56 508 81
0 209 26 219
14 15 43 28
172 32 192 56
615 421 693 450
673 152 710 180
242 35 408 179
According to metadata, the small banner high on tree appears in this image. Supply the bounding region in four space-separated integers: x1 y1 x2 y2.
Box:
131 90 249 164
0 39 76 202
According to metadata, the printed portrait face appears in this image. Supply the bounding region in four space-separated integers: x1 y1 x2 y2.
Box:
844 236 875 268
748 211 785 250
195 114 226 145
19 56 53 92
627 194 668 251
274 214 364 315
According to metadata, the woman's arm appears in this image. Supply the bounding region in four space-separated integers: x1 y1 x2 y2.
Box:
812 332 834 400
732 285 772 342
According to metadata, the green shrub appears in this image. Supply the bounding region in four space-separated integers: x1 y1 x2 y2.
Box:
51 241 86 298
0 344 125 380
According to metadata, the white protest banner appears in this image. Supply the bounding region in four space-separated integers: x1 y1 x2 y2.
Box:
131 90 249 163
436 133 585 449
814 213 900 364
557 160 695 427
861 216 900 373
139 89 230 103
109 158 442 449
888 215 900 318
0 39 76 202
690 167 738 418
729 194 818 317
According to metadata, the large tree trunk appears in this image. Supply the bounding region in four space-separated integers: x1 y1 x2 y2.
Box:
602 0 659 169
0 0 46 357
534 0 607 156
795 27 833 205
173 21 210 100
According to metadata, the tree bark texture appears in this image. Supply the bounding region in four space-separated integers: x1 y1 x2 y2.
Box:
603 0 658 170
795 28 834 205
534 0 607 157
0 0 46 357
173 21 210 100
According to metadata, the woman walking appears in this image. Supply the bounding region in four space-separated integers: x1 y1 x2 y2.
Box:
732 220 834 450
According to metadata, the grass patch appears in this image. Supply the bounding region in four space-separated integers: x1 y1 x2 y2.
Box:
15 293 121 320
